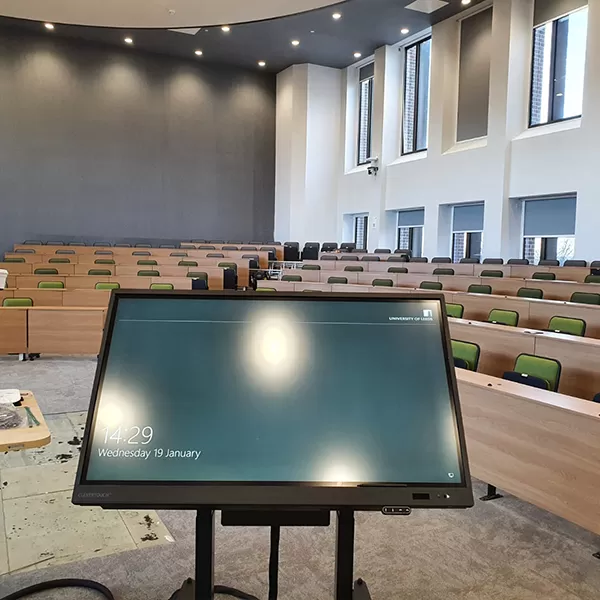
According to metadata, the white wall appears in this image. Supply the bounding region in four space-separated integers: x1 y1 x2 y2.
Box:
275 0 600 260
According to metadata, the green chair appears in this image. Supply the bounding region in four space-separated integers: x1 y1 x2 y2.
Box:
548 316 586 336
34 268 58 275
451 340 480 371
419 281 443 290
388 267 408 274
95 259 115 265
503 354 561 392
3 257 26 263
48 258 70 263
481 270 504 278
344 265 364 272
328 276 348 284
517 287 543 299
570 292 600 305
532 272 556 280
302 264 321 270
282 275 302 282
372 278 393 287
187 272 208 280
487 309 519 327
95 282 120 290
38 281 64 289
137 259 158 266
150 283 174 290
88 269 112 276
138 270 160 277
584 275 600 284
467 284 492 294
433 268 454 276
178 260 199 267
3 298 33 307
256 287 277 292
446 303 464 319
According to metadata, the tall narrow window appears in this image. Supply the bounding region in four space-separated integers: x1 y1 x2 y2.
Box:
357 63 374 165
530 7 588 127
354 215 368 250
402 38 431 154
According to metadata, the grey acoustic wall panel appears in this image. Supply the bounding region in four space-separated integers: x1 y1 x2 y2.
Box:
457 8 493 142
523 197 577 236
398 209 425 227
0 28 276 253
453 203 484 232
534 0 587 26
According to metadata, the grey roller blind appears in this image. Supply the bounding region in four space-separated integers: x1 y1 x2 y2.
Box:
534 0 587 26
523 197 576 236
453 204 484 231
398 208 424 227
457 8 493 142
359 63 374 81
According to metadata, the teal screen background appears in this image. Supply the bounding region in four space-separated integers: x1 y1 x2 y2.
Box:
84 296 463 485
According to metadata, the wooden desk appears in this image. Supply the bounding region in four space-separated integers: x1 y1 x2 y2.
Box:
28 307 106 354
0 308 27 353
0 262 33 275
0 391 51 452
457 369 600 535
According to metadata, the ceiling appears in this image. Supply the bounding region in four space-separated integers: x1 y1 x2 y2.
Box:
0 0 488 73
0 0 343 29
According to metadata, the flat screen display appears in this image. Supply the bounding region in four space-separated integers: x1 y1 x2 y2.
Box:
74 291 472 509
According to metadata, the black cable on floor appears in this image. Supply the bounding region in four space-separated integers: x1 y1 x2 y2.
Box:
0 578 114 600
268 525 280 600
214 585 260 599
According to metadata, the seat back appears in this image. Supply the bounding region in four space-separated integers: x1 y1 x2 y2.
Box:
282 274 302 282
538 259 559 266
328 276 348 284
159 244 176 249
340 242 356 252
137 259 158 266
488 309 519 327
374 248 391 254
321 254 338 261
410 257 428 263
419 281 443 290
388 256 408 263
132 251 151 256
321 242 338 252
584 274 600 284
570 292 600 305
23 240 42 245
218 262 237 272
433 268 454 275
445 303 464 319
38 281 64 289
361 255 380 262
150 283 174 290
241 246 258 251
372 278 393 287
511 353 561 392
69 242 86 246
34 268 58 275
482 258 504 264
548 316 586 336
481 270 504 278
3 297 33 307
532 272 556 280
95 250 113 256
590 260 600 269
467 284 492 294
451 340 480 371
48 258 70 263
222 245 239 250
431 257 452 263
564 260 587 267
344 265 364 272
198 245 216 250
95 259 115 265
207 253 225 258
507 258 529 265
517 287 543 299
88 269 112 276
137 270 160 277
115 243 132 248
95 282 120 290
302 264 321 270
4 257 26 263
340 255 359 261
171 252 188 257
388 267 408 273
188 272 208 280
135 243 152 248
55 249 75 254
460 258 480 264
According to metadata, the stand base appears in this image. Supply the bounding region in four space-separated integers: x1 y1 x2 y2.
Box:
480 484 503 502
592 551 600 560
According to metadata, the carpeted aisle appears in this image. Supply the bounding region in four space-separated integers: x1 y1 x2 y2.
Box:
1 357 600 599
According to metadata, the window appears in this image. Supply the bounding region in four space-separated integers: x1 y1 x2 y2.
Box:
452 232 482 263
354 215 368 250
357 63 374 165
529 7 588 127
397 209 424 256
451 204 484 262
402 38 431 154
521 196 576 264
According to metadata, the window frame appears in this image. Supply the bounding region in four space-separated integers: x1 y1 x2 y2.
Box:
357 71 374 166
522 235 576 263
528 8 587 129
401 36 432 156
354 215 369 250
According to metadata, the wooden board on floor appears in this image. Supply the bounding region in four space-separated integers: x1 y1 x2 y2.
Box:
0 391 51 452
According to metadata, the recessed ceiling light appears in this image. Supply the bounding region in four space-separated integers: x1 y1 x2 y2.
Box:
124 37 133 44
401 28 410 34
354 52 362 58
44 23 55 30
310 30 315 33
195 49 203 56
291 39 300 46
258 61 266 67
221 26 231 32
332 12 342 19
461 0 471 4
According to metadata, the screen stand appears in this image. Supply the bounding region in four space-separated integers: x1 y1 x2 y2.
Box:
169 508 372 600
